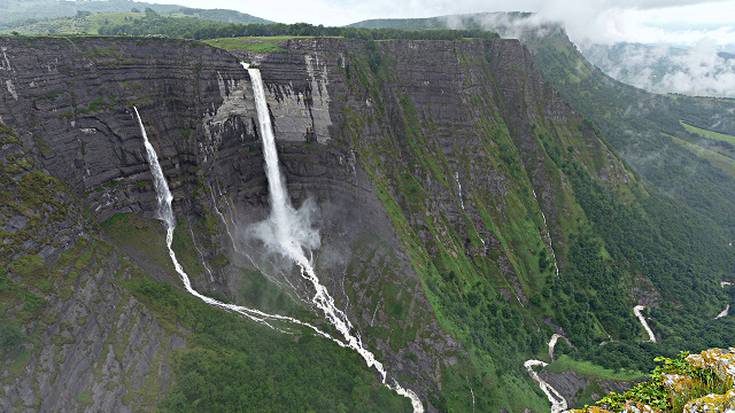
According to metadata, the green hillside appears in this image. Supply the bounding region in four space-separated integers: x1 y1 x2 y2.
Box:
0 0 271 31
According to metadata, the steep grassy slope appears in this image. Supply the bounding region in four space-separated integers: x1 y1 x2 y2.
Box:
523 28 735 237
349 14 735 241
346 13 735 368
328 36 730 381
515 29 735 367
330 38 637 410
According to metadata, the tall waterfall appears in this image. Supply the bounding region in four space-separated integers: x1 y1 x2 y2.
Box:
242 63 424 413
134 107 343 340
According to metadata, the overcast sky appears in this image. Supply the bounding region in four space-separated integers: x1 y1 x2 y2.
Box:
149 0 735 45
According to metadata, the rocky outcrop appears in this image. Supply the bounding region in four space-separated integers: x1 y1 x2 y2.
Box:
573 348 735 413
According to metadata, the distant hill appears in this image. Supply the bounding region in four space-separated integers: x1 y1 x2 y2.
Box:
348 12 534 31
0 0 272 28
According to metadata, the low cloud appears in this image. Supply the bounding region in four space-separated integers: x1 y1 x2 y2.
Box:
583 40 735 97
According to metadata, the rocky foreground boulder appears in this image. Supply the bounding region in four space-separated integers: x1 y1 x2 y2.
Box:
573 348 735 413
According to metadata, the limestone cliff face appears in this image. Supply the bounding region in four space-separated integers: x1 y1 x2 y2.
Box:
0 36 635 412
0 37 256 221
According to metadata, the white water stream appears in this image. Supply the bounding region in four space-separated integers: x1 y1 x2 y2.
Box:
524 360 568 413
135 106 344 339
716 281 732 319
633 305 656 342
531 189 559 278
188 222 214 283
716 305 730 319
242 63 423 413
454 171 465 210
524 334 569 413
548 333 569 361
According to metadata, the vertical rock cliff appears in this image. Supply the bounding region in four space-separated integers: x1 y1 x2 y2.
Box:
1 35 647 412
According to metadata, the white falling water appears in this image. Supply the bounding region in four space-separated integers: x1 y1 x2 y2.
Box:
209 184 301 296
523 360 568 413
524 334 570 412
209 185 240 254
134 106 344 341
633 305 657 342
242 63 424 413
470 387 476 413
716 304 730 319
532 190 559 278
454 171 465 210
716 281 732 319
548 333 569 361
188 223 214 283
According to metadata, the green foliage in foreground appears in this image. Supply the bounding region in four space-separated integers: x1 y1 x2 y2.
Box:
592 353 729 412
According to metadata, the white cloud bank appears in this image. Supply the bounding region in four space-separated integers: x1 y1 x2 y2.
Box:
530 0 735 46
583 40 735 97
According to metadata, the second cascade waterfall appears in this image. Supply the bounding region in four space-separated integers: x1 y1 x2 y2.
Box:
134 107 342 338
242 62 424 413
